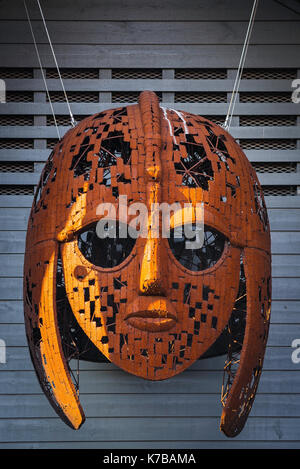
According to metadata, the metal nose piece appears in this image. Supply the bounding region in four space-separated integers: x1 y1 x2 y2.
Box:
138 90 165 297
139 236 165 296
140 279 165 297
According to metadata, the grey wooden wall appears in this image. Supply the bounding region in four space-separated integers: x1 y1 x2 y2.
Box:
0 0 299 449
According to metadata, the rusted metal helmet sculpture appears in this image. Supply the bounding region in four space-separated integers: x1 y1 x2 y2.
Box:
24 91 271 437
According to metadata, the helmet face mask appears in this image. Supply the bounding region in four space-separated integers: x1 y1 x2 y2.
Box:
24 91 271 436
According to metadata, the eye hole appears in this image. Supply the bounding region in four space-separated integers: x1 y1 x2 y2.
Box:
168 224 227 271
77 221 136 268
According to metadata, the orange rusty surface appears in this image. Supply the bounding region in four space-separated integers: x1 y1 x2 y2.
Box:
24 91 271 435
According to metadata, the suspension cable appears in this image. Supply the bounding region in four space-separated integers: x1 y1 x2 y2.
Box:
23 0 61 139
223 0 259 131
36 0 76 128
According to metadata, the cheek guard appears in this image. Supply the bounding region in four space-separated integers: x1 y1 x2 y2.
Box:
24 91 271 436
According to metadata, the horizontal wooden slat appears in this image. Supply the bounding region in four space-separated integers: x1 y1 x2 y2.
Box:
246 150 300 163
1 125 299 139
270 232 300 254
0 301 24 323
264 197 300 209
0 368 299 396
0 207 31 229
0 231 25 253
271 255 300 277
0 196 36 207
0 346 298 372
258 173 300 185
1 21 299 45
0 369 224 395
0 168 290 187
0 254 24 277
1 150 300 165
0 441 299 449
0 174 40 185
0 150 50 162
0 174 299 191
268 209 300 230
0 390 299 420
0 392 227 419
1 102 299 117
4 78 298 92
0 45 299 68
0 102 298 116
0 0 297 21
1 415 300 442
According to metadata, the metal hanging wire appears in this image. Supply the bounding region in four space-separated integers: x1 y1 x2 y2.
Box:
36 0 76 128
23 0 61 139
223 0 259 131
24 0 77 137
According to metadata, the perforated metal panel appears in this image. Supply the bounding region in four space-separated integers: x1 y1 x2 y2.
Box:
112 91 162 102
47 115 84 126
240 139 297 150
175 69 227 79
0 162 34 172
203 116 226 125
240 92 291 103
0 67 33 78
262 185 297 196
0 63 298 202
47 138 59 149
46 68 99 79
175 92 227 103
0 185 34 195
0 115 34 126
253 162 297 173
241 68 297 79
240 116 297 126
0 65 298 198
0 139 34 149
47 91 99 103
112 69 162 79
6 92 33 102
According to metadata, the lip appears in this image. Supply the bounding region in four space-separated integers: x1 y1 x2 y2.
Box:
126 310 177 332
125 297 177 332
